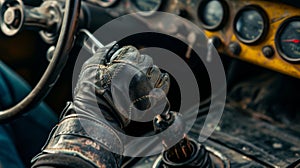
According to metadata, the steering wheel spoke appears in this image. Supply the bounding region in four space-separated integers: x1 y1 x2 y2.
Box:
0 0 81 123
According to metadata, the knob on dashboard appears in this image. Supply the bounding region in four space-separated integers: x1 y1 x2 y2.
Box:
228 42 241 56
209 36 222 49
262 45 274 58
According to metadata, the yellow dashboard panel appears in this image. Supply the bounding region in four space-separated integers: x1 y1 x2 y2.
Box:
202 0 300 78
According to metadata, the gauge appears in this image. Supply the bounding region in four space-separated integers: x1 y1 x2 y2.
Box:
88 0 118 7
198 0 228 30
130 0 162 15
276 17 300 62
234 6 268 44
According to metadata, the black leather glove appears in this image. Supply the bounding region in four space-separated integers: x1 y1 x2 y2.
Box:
74 43 170 128
32 43 170 168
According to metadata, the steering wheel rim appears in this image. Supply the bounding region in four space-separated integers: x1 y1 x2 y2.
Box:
0 0 81 123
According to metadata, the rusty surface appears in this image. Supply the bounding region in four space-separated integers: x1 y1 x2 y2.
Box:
191 107 300 168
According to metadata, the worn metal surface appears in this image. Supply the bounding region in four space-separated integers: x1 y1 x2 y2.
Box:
191 107 300 168
132 129 265 168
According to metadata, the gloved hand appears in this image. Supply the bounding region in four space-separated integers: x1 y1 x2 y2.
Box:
74 43 170 128
32 43 170 168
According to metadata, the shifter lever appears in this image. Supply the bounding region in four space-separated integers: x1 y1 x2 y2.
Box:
79 29 104 54
153 112 214 168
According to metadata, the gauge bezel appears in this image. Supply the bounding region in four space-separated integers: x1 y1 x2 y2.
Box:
233 5 269 44
198 0 229 31
275 17 300 62
129 0 164 16
97 0 119 7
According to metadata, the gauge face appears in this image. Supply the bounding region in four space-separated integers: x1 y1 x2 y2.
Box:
198 0 228 30
130 0 162 14
276 18 300 61
234 6 268 44
96 0 118 7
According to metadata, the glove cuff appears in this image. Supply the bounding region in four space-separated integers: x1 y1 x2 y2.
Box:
32 104 124 168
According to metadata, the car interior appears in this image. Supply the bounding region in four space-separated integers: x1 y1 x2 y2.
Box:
0 0 300 167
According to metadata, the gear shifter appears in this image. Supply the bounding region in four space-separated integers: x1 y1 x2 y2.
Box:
153 111 214 168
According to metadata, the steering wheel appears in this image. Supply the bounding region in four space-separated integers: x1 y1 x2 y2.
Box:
0 0 81 123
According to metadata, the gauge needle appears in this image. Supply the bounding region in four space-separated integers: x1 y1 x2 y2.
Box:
283 39 300 44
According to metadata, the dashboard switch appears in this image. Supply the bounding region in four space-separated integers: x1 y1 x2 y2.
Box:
209 36 222 49
229 42 241 56
262 46 274 58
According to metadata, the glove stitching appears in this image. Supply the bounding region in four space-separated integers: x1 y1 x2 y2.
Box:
51 133 113 152
112 59 135 65
114 46 134 61
112 60 149 76
54 116 123 152
98 65 113 87
57 116 122 145
110 63 125 80
131 94 164 104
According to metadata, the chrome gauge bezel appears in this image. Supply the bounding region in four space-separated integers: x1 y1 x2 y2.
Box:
129 0 163 16
233 5 269 44
198 0 229 31
95 0 118 7
276 17 300 62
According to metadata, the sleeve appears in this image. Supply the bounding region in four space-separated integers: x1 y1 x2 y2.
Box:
31 102 123 168
0 61 57 167
31 153 96 168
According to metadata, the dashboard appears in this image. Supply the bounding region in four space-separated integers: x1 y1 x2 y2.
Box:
199 0 300 79
85 0 300 79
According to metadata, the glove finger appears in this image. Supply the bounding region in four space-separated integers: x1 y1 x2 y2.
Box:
130 89 170 122
137 54 154 75
155 73 170 94
110 46 154 74
109 46 141 64
146 65 160 86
